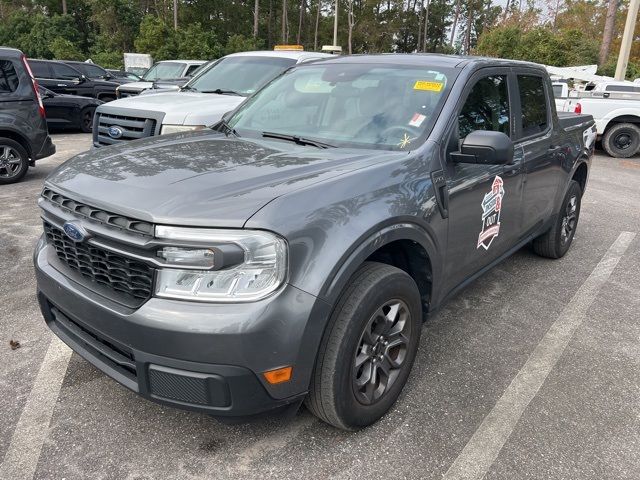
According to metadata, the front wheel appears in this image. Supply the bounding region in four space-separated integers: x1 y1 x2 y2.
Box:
305 262 422 430
533 180 582 259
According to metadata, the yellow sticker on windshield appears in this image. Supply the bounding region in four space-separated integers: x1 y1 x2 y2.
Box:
414 81 444 92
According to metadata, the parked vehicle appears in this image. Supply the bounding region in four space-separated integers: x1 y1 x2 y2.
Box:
35 55 595 429
0 48 55 184
40 86 102 133
62 61 135 85
28 59 120 102
552 81 570 112
561 81 640 158
115 60 207 98
107 69 142 81
93 50 330 147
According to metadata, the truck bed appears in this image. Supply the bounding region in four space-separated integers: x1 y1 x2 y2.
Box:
557 112 594 130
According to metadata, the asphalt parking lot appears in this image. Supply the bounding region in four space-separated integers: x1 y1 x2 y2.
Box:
1 133 639 480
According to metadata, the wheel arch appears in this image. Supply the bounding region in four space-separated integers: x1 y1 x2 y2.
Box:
319 222 440 319
603 114 640 131
0 129 32 158
571 160 589 194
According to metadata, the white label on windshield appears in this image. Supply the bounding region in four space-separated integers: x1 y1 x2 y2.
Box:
409 113 426 127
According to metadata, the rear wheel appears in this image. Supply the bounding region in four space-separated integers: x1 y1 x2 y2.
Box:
0 138 29 185
80 107 96 133
305 262 422 430
602 123 640 158
533 180 582 259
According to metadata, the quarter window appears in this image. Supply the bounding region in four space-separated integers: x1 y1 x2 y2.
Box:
458 75 510 139
0 61 19 93
518 75 548 137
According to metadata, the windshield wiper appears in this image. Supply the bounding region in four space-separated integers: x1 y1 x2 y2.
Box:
262 132 335 149
201 88 243 96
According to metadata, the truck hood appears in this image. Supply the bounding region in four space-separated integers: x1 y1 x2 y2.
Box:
103 91 244 125
45 130 396 228
118 81 153 92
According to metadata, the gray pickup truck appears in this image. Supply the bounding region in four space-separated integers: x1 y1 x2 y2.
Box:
35 55 595 430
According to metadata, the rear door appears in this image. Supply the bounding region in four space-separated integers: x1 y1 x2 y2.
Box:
513 71 560 235
442 69 524 290
49 63 89 96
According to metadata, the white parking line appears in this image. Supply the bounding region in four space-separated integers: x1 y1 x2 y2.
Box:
0 336 72 479
442 231 636 480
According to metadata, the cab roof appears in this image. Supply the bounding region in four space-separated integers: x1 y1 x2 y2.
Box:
226 50 332 61
314 53 546 71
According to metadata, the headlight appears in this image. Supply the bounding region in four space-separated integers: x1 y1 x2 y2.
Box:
160 124 205 135
154 226 287 302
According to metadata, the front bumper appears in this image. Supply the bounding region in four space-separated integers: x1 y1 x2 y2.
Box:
35 239 331 417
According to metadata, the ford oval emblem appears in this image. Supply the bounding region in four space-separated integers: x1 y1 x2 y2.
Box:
62 222 90 242
108 126 124 139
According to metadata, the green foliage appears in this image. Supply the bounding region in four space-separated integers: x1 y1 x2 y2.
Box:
134 15 178 61
49 37 85 60
476 24 598 67
224 34 263 55
598 58 640 80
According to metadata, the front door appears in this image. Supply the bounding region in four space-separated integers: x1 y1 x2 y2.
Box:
442 71 524 291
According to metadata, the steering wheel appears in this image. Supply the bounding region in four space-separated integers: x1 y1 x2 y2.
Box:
380 125 416 143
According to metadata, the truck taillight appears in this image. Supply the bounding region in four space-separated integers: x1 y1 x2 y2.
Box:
574 103 582 114
21 55 46 119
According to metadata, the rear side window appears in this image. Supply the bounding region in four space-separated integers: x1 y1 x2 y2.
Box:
518 75 548 137
458 75 510 139
0 61 19 93
29 60 50 78
51 63 81 79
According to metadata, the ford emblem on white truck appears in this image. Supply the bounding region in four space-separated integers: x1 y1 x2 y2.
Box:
108 126 124 139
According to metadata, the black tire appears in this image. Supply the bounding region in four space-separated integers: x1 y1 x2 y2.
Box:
80 107 96 133
602 123 640 158
532 180 582 259
0 137 29 185
305 261 422 430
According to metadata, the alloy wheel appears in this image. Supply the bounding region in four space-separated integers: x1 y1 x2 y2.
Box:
352 299 411 405
0 146 23 179
560 195 578 245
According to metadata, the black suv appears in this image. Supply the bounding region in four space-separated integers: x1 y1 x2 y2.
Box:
0 47 55 184
62 61 134 86
28 59 119 102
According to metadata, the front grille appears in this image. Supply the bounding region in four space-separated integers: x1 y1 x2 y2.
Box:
44 222 154 303
41 187 154 237
95 111 156 146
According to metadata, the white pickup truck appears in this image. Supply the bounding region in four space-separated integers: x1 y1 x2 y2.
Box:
93 50 330 147
559 81 640 158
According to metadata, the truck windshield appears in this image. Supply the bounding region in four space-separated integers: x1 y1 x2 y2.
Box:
228 63 455 150
187 56 296 96
142 62 186 81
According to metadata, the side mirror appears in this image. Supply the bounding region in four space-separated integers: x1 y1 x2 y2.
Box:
451 130 514 165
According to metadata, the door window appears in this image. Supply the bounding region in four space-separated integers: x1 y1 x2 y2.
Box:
51 63 81 80
458 75 510 139
517 75 548 137
0 61 19 92
29 61 51 78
